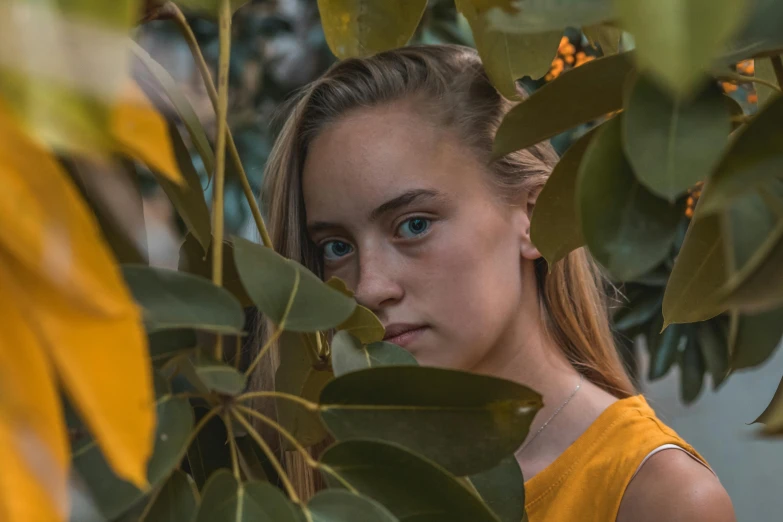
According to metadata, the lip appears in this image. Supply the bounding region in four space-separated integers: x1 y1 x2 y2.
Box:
383 323 428 347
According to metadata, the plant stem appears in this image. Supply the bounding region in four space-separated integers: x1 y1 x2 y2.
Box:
244 325 283 378
771 56 783 89
224 413 242 481
211 0 232 360
235 405 317 467
232 409 300 503
168 1 273 249
137 482 164 521
236 391 319 412
715 73 782 92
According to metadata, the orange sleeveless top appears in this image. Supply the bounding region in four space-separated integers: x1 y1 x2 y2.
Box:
524 394 710 521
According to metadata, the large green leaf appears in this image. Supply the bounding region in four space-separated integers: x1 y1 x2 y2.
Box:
467 455 525 522
698 96 783 215
623 76 730 202
233 236 356 331
179 234 253 308
72 392 194 519
195 471 302 522
331 331 418 377
148 329 198 367
320 440 501 522
698 319 729 389
615 0 749 96
143 470 199 522
728 308 783 370
530 128 595 264
719 0 783 64
613 286 663 332
316 0 428 59
456 0 561 99
336 304 386 344
493 52 635 158
131 41 215 178
753 375 783 435
578 116 682 281
122 264 245 334
647 320 684 381
319 366 542 476
754 58 779 108
156 123 211 254
309 490 398 522
276 331 333 448
484 0 613 34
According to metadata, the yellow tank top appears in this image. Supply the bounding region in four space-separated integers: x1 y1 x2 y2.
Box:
524 394 710 521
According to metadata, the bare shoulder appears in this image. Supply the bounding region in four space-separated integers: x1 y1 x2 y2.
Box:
617 448 735 522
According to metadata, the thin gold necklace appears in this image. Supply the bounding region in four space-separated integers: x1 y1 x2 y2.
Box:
516 373 584 455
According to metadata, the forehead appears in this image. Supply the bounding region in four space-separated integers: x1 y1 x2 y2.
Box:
301 103 490 221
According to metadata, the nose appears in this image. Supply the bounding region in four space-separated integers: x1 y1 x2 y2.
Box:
352 248 404 313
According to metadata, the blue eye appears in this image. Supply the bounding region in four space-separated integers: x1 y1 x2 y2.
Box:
398 217 431 239
322 240 354 261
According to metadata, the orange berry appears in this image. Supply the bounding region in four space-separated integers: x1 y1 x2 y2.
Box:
721 81 738 93
748 92 758 104
545 73 554 81
687 196 694 206
565 54 575 64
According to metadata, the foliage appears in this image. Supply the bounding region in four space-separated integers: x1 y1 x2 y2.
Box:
2 0 783 521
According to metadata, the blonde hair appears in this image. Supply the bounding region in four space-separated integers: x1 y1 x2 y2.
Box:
252 43 635 498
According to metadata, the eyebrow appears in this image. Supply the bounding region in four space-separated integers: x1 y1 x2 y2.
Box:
307 188 443 235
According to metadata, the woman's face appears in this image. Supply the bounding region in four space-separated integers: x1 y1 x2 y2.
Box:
302 102 541 371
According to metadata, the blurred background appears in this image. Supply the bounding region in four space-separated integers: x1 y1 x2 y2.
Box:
135 1 779 519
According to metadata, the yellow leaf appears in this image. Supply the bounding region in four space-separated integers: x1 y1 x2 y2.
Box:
0 108 156 489
111 81 185 185
0 276 69 522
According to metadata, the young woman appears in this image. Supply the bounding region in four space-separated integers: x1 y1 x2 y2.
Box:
257 44 735 521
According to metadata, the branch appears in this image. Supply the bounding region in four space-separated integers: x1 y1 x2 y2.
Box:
771 56 783 90
224 412 242 481
168 1 273 249
236 390 319 412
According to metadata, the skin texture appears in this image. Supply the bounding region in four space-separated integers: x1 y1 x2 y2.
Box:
301 101 735 522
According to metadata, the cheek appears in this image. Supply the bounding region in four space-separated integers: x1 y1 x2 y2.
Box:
413 220 523 367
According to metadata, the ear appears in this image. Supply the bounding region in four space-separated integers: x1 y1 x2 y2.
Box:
519 190 542 261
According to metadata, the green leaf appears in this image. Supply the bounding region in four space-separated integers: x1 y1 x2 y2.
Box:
615 0 750 97
276 331 333 448
467 456 525 522
309 490 398 522
336 304 386 344
319 366 542 476
662 212 728 326
174 0 250 16
122 264 245 334
233 236 356 331
728 308 783 370
143 470 199 522
195 471 302 522
456 0 561 98
179 234 253 308
647 320 684 381
235 436 271 483
623 76 730 202
331 331 418 377
148 329 198 366
156 123 211 254
186 406 232 490
530 129 595 264
613 286 663 332
698 319 729 389
753 375 783 434
72 395 194 519
679 332 705 404
320 440 501 522
718 0 783 64
583 24 622 55
493 52 635 158
484 0 613 34
578 116 683 281
188 356 247 395
131 41 215 178
316 0 428 59
698 95 783 215
754 58 779 108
